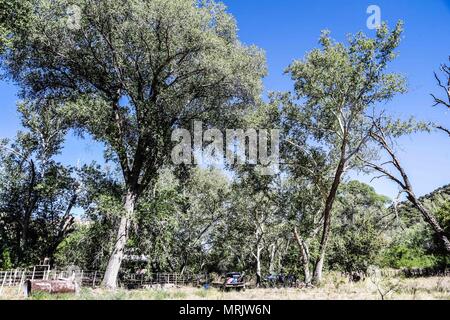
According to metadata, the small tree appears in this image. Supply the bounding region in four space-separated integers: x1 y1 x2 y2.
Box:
367 266 401 300
230 168 282 286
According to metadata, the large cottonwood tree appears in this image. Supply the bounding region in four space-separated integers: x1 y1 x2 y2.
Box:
2 0 265 287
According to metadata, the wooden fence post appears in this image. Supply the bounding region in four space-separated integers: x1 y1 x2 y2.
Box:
93 271 97 287
31 267 35 280
17 271 25 295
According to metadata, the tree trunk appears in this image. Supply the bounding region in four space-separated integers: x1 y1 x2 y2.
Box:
268 243 276 275
180 253 188 276
255 246 262 287
294 227 311 285
102 190 137 289
313 158 346 284
47 192 78 263
20 159 37 259
20 207 32 256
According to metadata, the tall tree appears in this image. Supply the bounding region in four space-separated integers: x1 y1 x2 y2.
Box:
0 99 77 265
2 0 265 287
285 22 406 283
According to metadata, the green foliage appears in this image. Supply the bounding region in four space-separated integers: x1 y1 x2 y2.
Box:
0 100 78 266
329 221 385 273
0 249 13 270
0 0 32 53
2 1 266 282
0 1 448 283
435 200 450 234
328 181 389 273
280 22 406 282
381 215 450 270
382 245 438 269
54 164 123 270
54 225 99 269
3 0 266 196
286 22 405 152
399 190 450 268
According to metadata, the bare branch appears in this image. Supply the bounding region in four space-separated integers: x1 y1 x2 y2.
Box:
437 125 450 137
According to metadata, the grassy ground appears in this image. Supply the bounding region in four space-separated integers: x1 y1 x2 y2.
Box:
1 274 449 300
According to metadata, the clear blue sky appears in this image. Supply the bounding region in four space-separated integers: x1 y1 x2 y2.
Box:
1 0 449 199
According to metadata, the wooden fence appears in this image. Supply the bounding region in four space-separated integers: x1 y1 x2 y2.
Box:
119 272 208 289
0 268 207 293
0 269 103 290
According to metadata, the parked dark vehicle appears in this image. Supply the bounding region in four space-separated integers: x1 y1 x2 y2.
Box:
222 272 246 292
263 273 297 288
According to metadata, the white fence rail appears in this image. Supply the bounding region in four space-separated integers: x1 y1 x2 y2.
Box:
0 269 103 290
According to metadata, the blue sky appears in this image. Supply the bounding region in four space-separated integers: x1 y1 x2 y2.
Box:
1 0 449 199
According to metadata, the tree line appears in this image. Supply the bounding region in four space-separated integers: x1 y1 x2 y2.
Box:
0 0 449 288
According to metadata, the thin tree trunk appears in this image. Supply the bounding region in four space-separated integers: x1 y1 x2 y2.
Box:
255 246 262 287
102 190 137 289
294 227 311 285
313 158 346 284
180 253 188 276
268 243 276 275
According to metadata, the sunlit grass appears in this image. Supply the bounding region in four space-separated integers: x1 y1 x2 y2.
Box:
1 275 449 300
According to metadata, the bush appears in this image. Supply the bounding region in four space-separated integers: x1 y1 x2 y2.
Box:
381 245 438 269
328 221 385 273
0 249 12 270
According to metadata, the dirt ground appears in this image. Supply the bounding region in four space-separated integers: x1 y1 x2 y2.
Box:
1 275 449 300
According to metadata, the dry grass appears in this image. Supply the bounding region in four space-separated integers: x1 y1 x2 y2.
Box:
1 273 449 300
